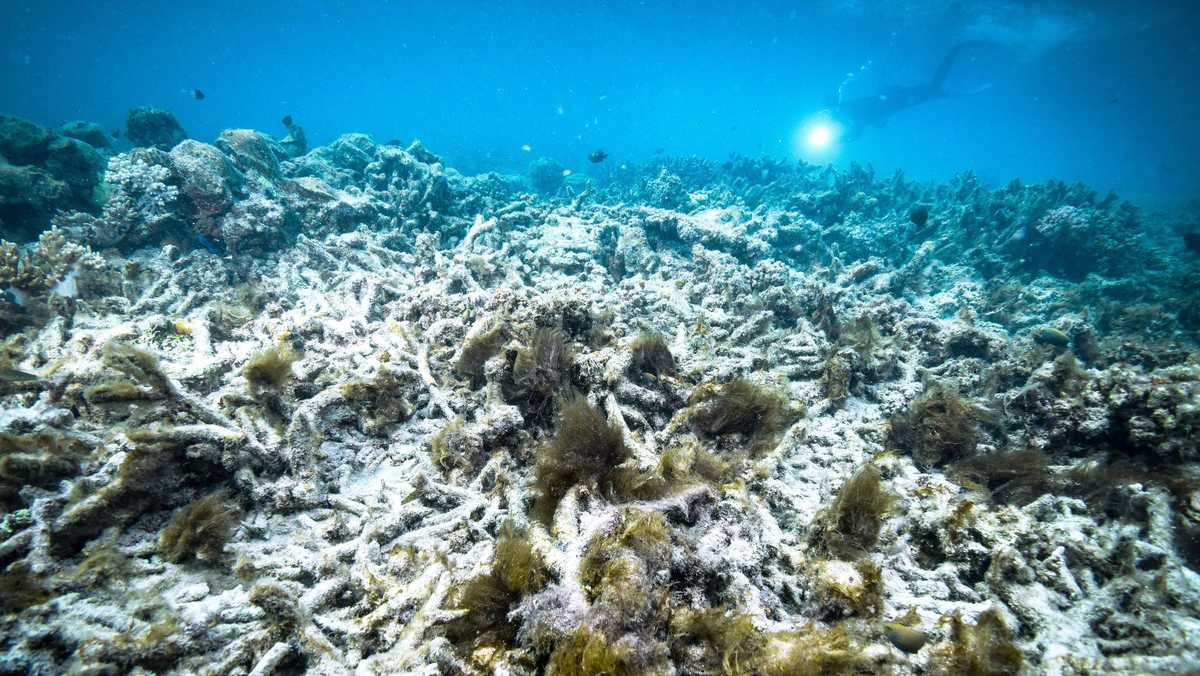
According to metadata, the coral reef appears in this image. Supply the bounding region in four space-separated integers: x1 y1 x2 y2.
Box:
0 120 1197 675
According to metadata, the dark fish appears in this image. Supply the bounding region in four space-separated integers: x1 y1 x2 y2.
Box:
0 367 40 382
588 149 608 163
883 623 929 654
1184 232 1200 254
193 89 205 100
282 115 293 127
385 139 404 146
196 234 221 255
111 129 121 138
909 204 930 227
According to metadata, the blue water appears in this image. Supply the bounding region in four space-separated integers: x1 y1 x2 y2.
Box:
2 0 1198 207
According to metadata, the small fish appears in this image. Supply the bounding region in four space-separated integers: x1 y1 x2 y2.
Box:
883 623 928 654
653 148 665 155
111 129 121 139
0 365 41 381
1032 326 1070 347
0 367 40 382
282 115 293 127
561 169 572 177
909 204 930 227
196 234 221 255
521 143 532 152
1184 232 1200 254
193 88 205 100
588 149 608 163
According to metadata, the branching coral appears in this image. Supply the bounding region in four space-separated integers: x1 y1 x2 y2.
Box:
0 228 103 311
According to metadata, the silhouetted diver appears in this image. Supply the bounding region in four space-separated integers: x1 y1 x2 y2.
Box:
832 43 989 140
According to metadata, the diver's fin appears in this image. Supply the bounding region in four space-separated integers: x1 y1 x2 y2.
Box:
929 41 993 91
945 82 994 98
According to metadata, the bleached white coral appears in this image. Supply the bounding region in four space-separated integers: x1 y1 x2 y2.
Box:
93 152 181 247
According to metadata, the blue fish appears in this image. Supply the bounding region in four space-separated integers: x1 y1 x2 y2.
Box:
196 234 221 255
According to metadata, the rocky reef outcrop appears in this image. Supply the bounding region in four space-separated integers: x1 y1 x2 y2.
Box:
0 115 107 241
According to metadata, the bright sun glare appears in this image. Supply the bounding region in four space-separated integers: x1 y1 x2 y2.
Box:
795 112 843 164
807 124 833 149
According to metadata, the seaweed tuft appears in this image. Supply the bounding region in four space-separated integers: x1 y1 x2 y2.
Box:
929 609 1023 676
507 327 575 418
669 606 763 676
629 332 676 380
243 344 298 393
444 522 549 652
158 490 240 564
547 626 637 676
533 395 630 523
455 324 509 387
888 383 989 469
808 462 894 559
690 378 795 439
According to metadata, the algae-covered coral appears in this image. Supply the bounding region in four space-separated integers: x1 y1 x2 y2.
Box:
0 113 1197 676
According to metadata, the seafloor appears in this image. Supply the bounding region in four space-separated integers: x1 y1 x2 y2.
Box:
0 110 1198 675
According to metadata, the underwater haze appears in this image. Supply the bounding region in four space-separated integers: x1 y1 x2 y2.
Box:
4 1 1200 674
3 0 1200 207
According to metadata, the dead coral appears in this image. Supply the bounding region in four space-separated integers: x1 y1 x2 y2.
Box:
821 351 853 407
668 607 875 676
340 366 413 435
808 462 894 559
84 341 171 404
669 607 763 676
759 624 875 676
610 443 731 503
807 559 884 619
0 430 88 505
158 490 239 564
579 509 671 594
0 561 51 612
949 449 1053 506
533 395 630 523
250 582 304 639
546 626 639 676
